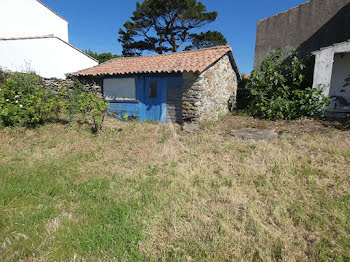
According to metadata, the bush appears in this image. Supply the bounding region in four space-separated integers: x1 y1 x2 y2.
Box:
0 68 8 84
236 74 252 110
241 50 329 120
57 81 86 125
0 73 57 127
0 72 109 132
78 92 109 133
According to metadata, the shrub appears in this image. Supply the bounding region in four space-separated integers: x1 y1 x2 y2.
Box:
57 81 86 125
0 68 8 84
241 50 329 120
78 92 109 133
0 73 57 127
236 74 252 110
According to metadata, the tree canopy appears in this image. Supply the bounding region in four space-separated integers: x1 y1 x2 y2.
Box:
118 0 227 56
84 50 121 64
186 31 227 50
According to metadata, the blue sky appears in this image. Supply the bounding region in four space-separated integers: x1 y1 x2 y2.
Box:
41 0 307 73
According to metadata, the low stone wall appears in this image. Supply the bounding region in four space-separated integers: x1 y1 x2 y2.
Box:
43 78 74 92
42 75 103 98
73 75 103 97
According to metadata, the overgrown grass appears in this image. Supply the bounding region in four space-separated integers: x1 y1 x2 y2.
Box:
0 115 349 261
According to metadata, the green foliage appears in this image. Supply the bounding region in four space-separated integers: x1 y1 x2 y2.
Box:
236 74 252 110
0 68 8 84
84 49 121 64
0 73 57 127
78 92 109 133
57 81 109 132
0 72 109 132
186 30 227 50
118 0 226 56
57 81 85 125
241 50 329 120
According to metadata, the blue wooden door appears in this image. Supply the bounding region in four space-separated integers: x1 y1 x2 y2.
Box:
144 77 167 122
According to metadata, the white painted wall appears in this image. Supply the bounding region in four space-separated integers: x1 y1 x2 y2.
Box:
313 41 350 111
0 0 69 42
329 53 350 109
103 78 136 101
312 48 335 96
0 37 98 79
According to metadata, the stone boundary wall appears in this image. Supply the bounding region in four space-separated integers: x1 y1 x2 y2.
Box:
73 75 103 96
42 75 103 98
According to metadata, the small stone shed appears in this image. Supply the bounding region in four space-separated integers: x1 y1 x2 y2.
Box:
73 46 240 129
312 40 350 114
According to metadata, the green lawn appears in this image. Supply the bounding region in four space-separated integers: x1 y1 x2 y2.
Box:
0 115 349 261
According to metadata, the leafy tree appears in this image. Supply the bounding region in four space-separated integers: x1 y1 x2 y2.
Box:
240 49 329 120
118 0 227 56
84 49 121 64
185 31 227 50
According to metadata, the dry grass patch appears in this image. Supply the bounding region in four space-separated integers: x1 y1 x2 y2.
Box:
0 115 349 261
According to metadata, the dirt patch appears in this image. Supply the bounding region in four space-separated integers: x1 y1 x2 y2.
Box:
209 114 350 135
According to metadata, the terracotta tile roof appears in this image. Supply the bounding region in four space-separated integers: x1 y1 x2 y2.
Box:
73 45 236 76
243 74 251 79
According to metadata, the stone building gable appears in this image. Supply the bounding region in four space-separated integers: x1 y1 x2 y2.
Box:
182 54 238 131
198 54 237 121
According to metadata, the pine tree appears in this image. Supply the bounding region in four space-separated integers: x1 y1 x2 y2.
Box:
84 50 120 64
118 0 227 56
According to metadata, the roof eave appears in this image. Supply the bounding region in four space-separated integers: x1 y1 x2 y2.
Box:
227 50 241 81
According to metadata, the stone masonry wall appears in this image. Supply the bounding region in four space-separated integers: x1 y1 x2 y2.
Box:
198 54 237 121
74 76 103 97
182 71 201 126
181 54 237 131
42 75 103 98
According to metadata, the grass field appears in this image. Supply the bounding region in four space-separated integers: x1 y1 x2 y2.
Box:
0 115 349 261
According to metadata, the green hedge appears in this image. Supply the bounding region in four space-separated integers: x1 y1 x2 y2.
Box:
0 72 109 132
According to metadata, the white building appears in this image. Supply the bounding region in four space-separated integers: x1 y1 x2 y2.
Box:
312 40 350 114
0 0 98 79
